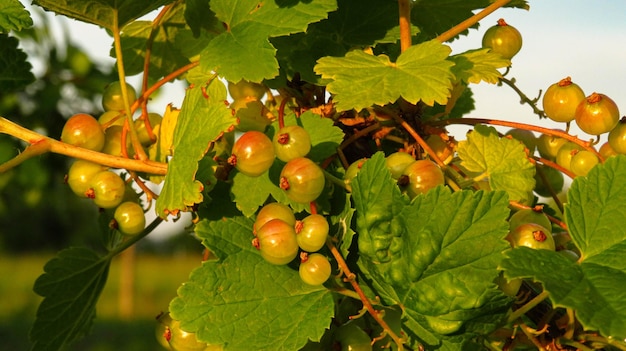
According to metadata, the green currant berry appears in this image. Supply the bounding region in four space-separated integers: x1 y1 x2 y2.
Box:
227 80 266 101
273 125 311 162
114 201 145 235
344 158 368 192
254 202 296 235
134 113 162 146
507 223 555 251
255 218 299 265
102 81 137 112
101 126 133 157
575 92 620 135
385 152 414 180
61 113 105 151
400 160 445 199
86 170 126 209
542 77 586 123
536 133 568 160
508 208 551 234
167 318 208 351
608 118 626 154
494 271 522 298
425 134 455 161
299 253 331 286
295 214 329 252
481 18 523 60
570 149 599 177
67 160 108 198
98 110 126 129
229 131 275 177
280 157 325 204
334 322 372 351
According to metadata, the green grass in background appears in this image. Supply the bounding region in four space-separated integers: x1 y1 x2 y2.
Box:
0 251 203 350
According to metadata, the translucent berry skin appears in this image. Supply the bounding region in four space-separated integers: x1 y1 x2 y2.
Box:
296 214 329 252
344 158 368 192
481 18 523 60
227 80 266 101
575 93 620 135
401 160 445 199
88 170 126 209
272 125 311 162
385 152 414 180
67 160 108 198
508 208 552 234
256 219 299 265
61 113 105 151
570 150 599 177
279 157 325 204
134 112 162 146
536 133 568 160
542 77 586 123
114 201 145 235
608 120 626 154
507 223 555 251
253 202 296 234
230 131 275 177
102 81 137 112
299 253 331 286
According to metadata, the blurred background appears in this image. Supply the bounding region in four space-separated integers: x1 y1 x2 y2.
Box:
1 0 625 350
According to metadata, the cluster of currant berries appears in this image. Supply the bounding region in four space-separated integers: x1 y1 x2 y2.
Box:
251 202 332 286
63 81 155 236
344 151 446 199
537 76 622 176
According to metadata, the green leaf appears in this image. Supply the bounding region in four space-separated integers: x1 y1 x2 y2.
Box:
32 0 173 29
352 153 512 349
30 248 111 351
315 40 455 112
117 3 221 80
457 124 535 204
502 155 626 340
0 34 34 92
170 217 335 351
0 0 33 32
200 0 337 82
156 80 233 218
451 49 510 84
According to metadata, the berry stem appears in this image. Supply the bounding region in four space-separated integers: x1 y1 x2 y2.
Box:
390 114 446 167
436 0 513 43
506 290 550 324
498 76 545 119
0 117 168 175
278 96 288 129
326 237 406 351
398 0 412 52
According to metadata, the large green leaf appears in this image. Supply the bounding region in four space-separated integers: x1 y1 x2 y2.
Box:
30 248 111 351
200 0 337 82
501 155 626 340
352 153 512 350
170 217 335 351
457 124 535 204
155 80 233 218
0 0 33 32
315 40 455 112
0 34 34 92
32 0 173 29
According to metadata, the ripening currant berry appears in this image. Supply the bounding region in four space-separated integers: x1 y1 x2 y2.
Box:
542 77 586 123
113 201 145 235
134 112 162 146
295 214 329 252
102 81 137 112
253 202 296 235
228 131 275 177
299 252 332 286
334 322 373 351
227 80 266 101
608 118 626 154
344 158 368 192
481 18 523 60
508 208 552 234
61 113 106 151
505 128 536 153
534 164 564 198
98 110 126 130
272 125 312 162
575 93 620 135
399 160 445 199
279 157 325 204
255 218 299 265
555 141 583 172
536 133 568 160
570 149 600 177
86 170 126 209
385 152 414 180
67 160 108 198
